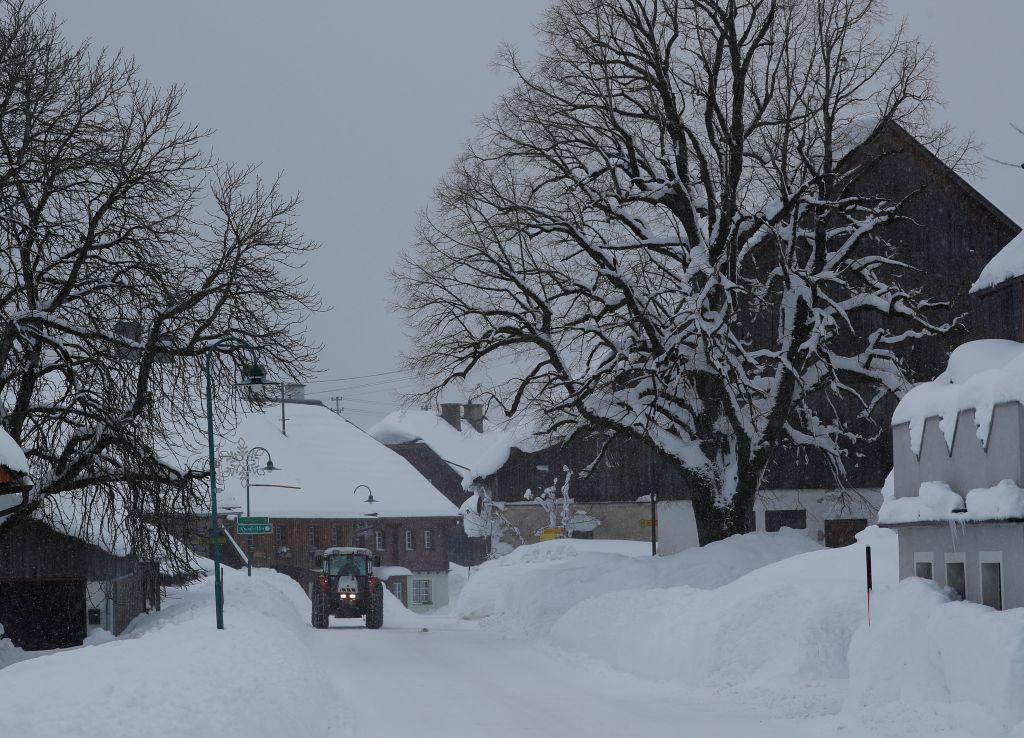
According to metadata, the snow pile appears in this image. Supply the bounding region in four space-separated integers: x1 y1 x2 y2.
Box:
965 479 1024 519
877 481 963 524
549 528 897 714
893 339 1024 454
369 409 538 485
848 578 1024 730
972 230 1024 294
220 403 459 519
0 565 334 738
453 532 819 638
879 479 1024 524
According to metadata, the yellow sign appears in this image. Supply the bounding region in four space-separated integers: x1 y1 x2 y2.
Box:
640 519 656 528
539 527 565 541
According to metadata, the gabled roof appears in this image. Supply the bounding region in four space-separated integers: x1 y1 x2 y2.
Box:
221 403 459 519
846 119 1021 235
369 410 538 487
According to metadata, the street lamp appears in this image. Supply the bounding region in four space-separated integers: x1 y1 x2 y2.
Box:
204 338 265 630
241 446 278 577
354 484 379 517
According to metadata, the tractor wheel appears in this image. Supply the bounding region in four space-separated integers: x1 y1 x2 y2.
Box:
365 590 384 630
311 590 330 629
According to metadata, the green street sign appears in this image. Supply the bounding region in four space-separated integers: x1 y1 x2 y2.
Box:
237 523 273 535
238 516 270 526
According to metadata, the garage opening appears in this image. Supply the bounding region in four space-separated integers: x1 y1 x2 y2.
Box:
0 579 86 650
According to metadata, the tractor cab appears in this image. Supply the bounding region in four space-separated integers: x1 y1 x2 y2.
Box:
311 547 383 629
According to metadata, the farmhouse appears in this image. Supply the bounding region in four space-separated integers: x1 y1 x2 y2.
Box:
223 397 460 612
372 405 700 554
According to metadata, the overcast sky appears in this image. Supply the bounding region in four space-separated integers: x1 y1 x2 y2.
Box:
48 0 1024 425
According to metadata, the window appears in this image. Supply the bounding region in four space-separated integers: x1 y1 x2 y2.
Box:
274 524 285 547
391 580 403 602
914 552 934 581
764 509 807 533
307 525 319 549
411 578 432 605
375 529 385 551
424 530 433 550
331 526 341 547
981 553 1003 610
945 557 966 600
405 529 415 551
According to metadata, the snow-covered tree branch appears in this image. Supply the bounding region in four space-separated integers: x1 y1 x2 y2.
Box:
396 0 966 543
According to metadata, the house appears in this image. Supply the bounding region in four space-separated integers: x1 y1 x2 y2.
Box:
372 405 701 554
0 428 157 649
881 339 1024 609
737 119 1022 547
370 403 528 564
223 397 460 613
0 518 158 649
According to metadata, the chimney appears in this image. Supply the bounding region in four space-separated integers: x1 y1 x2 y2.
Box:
439 403 462 431
463 403 484 433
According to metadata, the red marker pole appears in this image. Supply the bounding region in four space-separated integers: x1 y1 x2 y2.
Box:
865 545 873 627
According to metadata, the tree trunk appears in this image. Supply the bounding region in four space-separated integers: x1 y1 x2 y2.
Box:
688 471 760 546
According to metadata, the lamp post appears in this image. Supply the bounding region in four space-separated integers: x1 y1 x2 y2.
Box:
204 339 265 630
242 446 278 577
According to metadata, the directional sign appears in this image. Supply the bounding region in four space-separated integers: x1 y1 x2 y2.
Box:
238 516 270 526
237 523 273 535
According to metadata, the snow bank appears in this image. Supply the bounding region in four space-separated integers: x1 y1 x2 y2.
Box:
551 528 897 714
848 578 1024 730
454 531 819 638
0 565 334 738
972 230 1024 294
879 479 1024 524
466 524 1024 732
893 339 1024 454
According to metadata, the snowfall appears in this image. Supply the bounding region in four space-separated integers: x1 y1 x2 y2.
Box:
2 530 1023 737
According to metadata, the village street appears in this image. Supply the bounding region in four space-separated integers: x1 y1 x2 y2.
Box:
310 609 834 738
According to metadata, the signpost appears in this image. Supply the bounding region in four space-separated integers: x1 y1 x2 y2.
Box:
238 516 270 526
237 517 273 536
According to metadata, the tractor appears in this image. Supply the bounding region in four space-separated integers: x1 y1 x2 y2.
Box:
310 546 384 629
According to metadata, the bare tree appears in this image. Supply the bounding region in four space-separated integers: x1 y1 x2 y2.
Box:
0 1 321 577
396 0 966 544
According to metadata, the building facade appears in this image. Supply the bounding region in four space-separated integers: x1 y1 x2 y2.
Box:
221 399 460 612
239 514 455 613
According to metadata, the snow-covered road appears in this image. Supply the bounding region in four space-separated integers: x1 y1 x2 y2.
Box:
309 612 831 738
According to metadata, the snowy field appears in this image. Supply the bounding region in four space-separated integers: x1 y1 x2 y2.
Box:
2 531 1023 737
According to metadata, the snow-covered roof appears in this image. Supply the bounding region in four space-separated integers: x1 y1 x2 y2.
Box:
0 427 29 476
368 410 538 486
222 403 459 519
892 339 1024 454
971 230 1024 294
